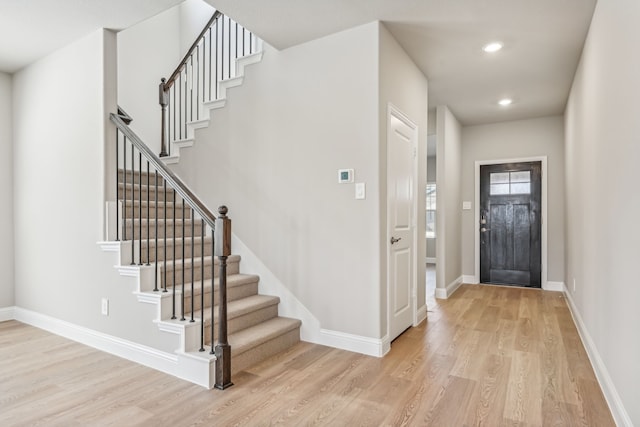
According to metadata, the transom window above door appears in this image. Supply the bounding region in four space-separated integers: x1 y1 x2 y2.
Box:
490 171 531 195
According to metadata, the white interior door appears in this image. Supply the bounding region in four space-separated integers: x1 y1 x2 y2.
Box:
388 106 416 342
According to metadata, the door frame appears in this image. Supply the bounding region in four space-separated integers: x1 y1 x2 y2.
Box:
386 103 419 342
474 156 549 289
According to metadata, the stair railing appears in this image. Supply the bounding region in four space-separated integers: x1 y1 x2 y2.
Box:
111 110 233 389
159 11 258 157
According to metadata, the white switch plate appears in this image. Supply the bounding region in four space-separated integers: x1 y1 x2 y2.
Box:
355 182 366 199
101 298 109 316
462 201 472 210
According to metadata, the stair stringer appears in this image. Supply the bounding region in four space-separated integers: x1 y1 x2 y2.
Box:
163 42 264 165
98 240 217 389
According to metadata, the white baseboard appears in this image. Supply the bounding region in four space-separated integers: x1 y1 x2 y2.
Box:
12 307 214 389
435 275 463 299
564 291 633 426
462 275 478 284
0 306 16 322
543 281 565 292
318 328 390 357
425 257 436 264
415 304 427 326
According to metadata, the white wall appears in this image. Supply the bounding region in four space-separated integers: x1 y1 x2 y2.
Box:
564 0 640 424
0 72 13 308
426 155 436 259
436 106 462 293
379 23 429 333
117 0 214 153
173 22 382 338
12 29 179 353
179 0 216 53
461 116 565 283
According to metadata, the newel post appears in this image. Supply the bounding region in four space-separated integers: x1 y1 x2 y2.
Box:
159 78 169 157
214 205 233 390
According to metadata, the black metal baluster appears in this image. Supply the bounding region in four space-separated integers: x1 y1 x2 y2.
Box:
130 142 135 265
242 28 246 57
154 170 159 292
123 136 127 242
172 188 177 319
138 152 143 265
181 197 186 321
116 130 120 241
199 217 205 352
190 208 195 323
146 161 150 266
163 179 167 293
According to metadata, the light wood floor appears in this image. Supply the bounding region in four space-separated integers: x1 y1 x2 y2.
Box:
0 285 615 426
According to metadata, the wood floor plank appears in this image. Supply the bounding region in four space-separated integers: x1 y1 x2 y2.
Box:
503 350 542 425
0 284 617 426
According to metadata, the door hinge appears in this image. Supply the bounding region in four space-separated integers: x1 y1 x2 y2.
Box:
413 147 417 158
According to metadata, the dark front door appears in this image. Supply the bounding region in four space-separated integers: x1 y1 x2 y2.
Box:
480 162 541 288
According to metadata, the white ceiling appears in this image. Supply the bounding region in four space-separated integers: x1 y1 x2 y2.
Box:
0 0 184 73
207 0 597 126
1 0 597 129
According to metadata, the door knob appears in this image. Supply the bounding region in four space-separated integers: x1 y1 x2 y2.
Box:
390 236 402 244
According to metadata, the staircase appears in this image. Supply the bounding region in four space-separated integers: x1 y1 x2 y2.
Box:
102 165 301 387
98 11 302 388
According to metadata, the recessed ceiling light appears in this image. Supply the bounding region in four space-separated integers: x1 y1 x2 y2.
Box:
483 42 503 53
498 98 513 106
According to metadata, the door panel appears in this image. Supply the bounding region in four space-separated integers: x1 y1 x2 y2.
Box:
480 162 541 287
393 248 411 316
388 111 416 341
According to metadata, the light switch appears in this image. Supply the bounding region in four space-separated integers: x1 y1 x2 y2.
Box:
462 201 472 210
355 182 366 200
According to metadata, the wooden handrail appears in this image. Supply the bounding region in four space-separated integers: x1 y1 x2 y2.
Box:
110 113 217 229
164 11 222 90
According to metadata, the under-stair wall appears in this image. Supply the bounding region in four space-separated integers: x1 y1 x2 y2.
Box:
171 22 386 346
